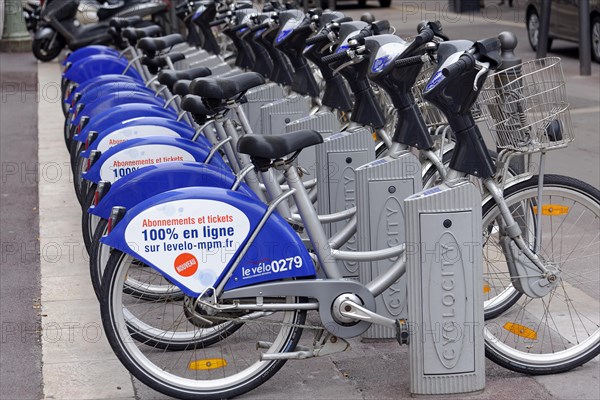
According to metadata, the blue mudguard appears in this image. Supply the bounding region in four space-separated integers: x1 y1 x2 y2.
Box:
89 162 258 219
62 46 120 68
82 136 227 185
101 187 316 297
68 92 170 130
65 74 142 108
71 80 153 109
79 117 198 159
73 104 179 143
64 55 143 86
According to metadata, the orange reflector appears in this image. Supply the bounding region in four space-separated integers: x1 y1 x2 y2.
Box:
504 322 537 340
189 358 227 370
372 131 378 141
483 284 491 294
532 204 569 216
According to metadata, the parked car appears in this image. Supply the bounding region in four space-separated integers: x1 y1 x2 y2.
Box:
526 0 600 62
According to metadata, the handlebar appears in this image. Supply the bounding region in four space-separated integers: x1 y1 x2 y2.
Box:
322 50 350 64
394 55 425 68
209 17 228 27
305 32 329 45
228 23 247 32
442 53 476 78
249 21 270 32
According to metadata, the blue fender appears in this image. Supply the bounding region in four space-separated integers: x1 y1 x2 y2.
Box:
101 187 316 297
82 136 227 184
73 104 179 143
64 55 143 86
63 46 120 68
80 117 198 159
71 80 152 109
89 162 258 219
65 74 142 108
69 91 169 129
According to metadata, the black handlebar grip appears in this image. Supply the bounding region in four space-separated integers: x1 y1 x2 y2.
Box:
442 54 475 78
322 50 350 64
306 33 329 45
294 24 314 36
209 18 228 27
394 55 424 68
249 21 270 33
229 23 247 32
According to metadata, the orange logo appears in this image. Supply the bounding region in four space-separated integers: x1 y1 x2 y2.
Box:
174 253 198 277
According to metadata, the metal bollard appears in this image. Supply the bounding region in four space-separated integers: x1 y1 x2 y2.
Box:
405 179 485 395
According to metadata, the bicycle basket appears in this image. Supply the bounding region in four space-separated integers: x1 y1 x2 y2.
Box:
479 57 573 153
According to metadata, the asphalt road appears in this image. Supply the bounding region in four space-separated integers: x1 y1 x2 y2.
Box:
0 52 43 399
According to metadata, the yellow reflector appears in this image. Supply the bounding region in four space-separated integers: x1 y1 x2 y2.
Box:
372 131 378 141
504 322 538 340
483 284 491 294
532 204 569 216
189 358 227 370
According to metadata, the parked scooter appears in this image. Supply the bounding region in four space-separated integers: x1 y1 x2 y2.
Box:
32 0 168 62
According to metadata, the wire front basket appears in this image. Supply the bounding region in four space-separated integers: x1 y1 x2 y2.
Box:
479 57 574 153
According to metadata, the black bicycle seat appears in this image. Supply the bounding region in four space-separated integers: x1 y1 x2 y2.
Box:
238 130 323 159
122 25 161 46
141 53 185 74
190 72 265 100
181 95 214 116
158 67 212 91
138 34 185 57
172 80 192 97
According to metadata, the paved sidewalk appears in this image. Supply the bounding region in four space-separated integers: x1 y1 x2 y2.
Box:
31 2 600 400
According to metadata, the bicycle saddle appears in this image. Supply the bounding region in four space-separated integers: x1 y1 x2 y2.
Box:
181 95 214 116
123 25 162 46
141 53 185 74
158 67 212 92
138 34 185 57
190 72 265 100
172 80 192 97
238 130 323 159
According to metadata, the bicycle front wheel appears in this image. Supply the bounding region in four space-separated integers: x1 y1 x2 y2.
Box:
482 174 600 374
101 250 307 399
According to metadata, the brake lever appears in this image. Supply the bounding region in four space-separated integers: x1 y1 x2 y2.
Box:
473 61 490 91
332 49 365 75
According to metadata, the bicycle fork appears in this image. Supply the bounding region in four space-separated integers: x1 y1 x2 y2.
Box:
483 165 560 298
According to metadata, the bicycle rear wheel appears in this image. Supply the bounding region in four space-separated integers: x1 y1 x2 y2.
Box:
101 250 307 399
482 174 600 374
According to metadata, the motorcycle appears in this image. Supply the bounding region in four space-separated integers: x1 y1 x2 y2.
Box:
32 0 168 62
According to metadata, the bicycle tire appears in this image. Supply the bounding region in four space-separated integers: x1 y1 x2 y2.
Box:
89 218 185 302
82 188 99 254
101 250 307 399
482 174 600 374
89 218 109 301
